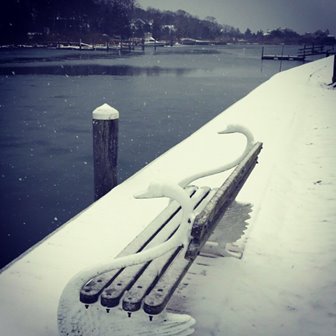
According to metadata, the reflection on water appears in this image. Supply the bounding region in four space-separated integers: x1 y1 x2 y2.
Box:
0 49 137 64
0 64 193 76
0 45 302 268
153 48 221 55
0 47 222 64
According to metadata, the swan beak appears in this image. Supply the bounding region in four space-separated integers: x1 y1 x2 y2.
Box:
218 124 238 135
218 128 233 134
134 189 151 199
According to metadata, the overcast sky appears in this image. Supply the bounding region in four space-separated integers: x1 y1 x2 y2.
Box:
137 0 336 35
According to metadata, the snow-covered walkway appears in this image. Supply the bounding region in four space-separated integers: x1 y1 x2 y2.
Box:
173 56 336 336
0 56 335 336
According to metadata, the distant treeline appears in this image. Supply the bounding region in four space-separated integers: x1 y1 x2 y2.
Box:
0 0 334 45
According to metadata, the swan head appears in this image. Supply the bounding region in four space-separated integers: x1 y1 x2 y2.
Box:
134 181 187 199
134 181 194 215
218 124 255 145
218 124 242 134
134 181 165 199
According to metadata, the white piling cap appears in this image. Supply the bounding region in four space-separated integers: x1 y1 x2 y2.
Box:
92 103 119 120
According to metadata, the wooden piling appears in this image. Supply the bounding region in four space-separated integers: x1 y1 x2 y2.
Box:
279 44 285 72
332 55 336 85
92 103 119 200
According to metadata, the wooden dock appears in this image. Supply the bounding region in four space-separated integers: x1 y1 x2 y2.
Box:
261 46 305 62
261 44 336 62
262 54 305 61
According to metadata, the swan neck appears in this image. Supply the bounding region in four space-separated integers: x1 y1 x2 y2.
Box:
179 126 254 187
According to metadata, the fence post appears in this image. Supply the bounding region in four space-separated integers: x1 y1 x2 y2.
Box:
92 103 119 200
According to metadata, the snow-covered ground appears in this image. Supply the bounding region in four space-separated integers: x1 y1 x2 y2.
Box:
0 56 335 336
171 56 336 336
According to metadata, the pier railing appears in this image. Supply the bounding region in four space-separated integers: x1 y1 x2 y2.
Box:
261 45 305 62
261 44 336 63
298 43 336 58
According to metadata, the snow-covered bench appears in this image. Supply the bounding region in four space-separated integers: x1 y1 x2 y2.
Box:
78 141 262 318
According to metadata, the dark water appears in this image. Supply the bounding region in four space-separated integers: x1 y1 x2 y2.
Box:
0 44 302 268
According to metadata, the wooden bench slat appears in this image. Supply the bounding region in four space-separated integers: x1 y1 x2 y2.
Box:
121 187 214 312
143 247 191 315
100 263 149 308
80 186 197 304
122 247 181 312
